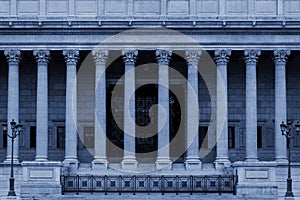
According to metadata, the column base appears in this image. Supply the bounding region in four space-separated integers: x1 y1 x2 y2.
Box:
35 157 48 162
245 158 259 162
4 158 19 164
155 157 172 170
121 156 138 171
215 157 231 170
185 157 202 170
275 157 288 164
63 158 79 175
92 158 108 171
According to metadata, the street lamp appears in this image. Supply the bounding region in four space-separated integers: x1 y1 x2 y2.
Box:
280 120 300 197
2 119 23 196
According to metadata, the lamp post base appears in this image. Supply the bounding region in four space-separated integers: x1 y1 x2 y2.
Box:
285 178 294 197
7 177 16 196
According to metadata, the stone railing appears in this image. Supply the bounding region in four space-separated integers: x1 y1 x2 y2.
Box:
0 0 300 21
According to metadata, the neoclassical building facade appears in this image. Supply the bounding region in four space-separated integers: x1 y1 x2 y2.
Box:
0 0 300 199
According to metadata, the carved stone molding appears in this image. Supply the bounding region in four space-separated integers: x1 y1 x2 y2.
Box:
4 49 21 64
92 50 109 64
274 49 290 65
214 49 231 65
63 50 79 65
121 50 138 64
155 49 172 65
185 49 201 66
33 49 50 64
244 49 261 65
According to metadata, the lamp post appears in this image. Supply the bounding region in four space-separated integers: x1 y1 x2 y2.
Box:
2 119 23 196
280 120 300 198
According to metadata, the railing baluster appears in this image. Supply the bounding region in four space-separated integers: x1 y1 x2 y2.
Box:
104 175 107 195
90 175 93 194
133 175 136 195
218 175 221 195
119 175 122 195
161 175 164 195
76 175 79 195
176 175 179 195
190 175 193 195
147 175 150 195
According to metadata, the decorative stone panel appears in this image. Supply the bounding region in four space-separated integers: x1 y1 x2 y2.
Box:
134 0 161 16
225 0 248 15
18 0 39 15
197 0 219 15
75 0 97 15
47 0 68 15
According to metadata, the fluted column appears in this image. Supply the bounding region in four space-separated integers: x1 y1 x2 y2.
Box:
244 49 261 161
33 49 50 161
4 49 21 163
121 50 138 170
155 49 172 170
92 50 109 170
63 50 79 164
185 49 201 170
274 50 290 162
214 49 231 169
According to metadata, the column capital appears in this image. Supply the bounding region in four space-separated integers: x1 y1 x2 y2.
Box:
33 49 50 64
214 49 231 65
185 49 201 66
4 49 21 64
156 49 172 65
92 49 109 64
244 49 261 65
274 49 290 65
121 50 138 64
63 50 79 65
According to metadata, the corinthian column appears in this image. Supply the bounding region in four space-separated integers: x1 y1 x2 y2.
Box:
92 49 109 170
185 49 201 170
4 49 21 163
155 49 172 170
33 49 50 161
121 50 138 170
214 49 231 169
274 50 290 162
63 50 79 166
244 49 261 161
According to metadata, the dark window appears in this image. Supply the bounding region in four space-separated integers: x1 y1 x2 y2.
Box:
57 126 65 148
3 131 7 148
257 126 262 148
30 126 36 148
84 126 94 149
228 126 235 148
199 126 208 149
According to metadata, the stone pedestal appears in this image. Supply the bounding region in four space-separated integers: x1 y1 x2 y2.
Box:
233 161 278 198
20 161 62 199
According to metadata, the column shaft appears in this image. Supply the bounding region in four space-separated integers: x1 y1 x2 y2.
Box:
244 49 260 161
92 50 108 169
215 50 231 168
34 49 50 161
63 50 79 163
121 50 138 170
5 49 21 163
185 49 201 169
155 49 172 169
274 50 290 162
